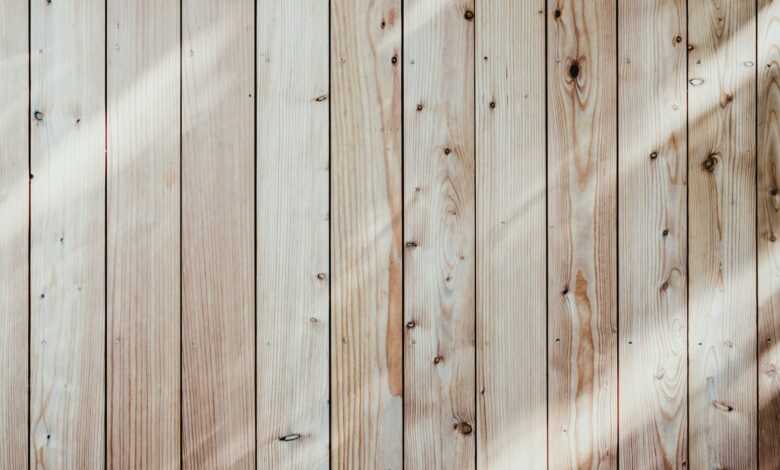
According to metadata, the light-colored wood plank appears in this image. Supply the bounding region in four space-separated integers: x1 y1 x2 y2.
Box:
0 1 28 467
256 1 329 469
475 2 546 468
688 2 757 468
331 0 403 468
759 2 780 468
618 0 688 467
107 1 181 467
182 1 254 468
547 1 618 468
30 0 105 467
404 1 475 469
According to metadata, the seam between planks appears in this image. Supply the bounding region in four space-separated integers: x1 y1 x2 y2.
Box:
26 0 31 467
615 0 621 466
755 0 760 467
327 0 333 467
685 0 690 465
254 0 259 468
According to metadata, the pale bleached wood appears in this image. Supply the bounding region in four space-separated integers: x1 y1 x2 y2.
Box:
759 2 780 468
618 0 688 467
256 1 329 469
331 0 403 468
182 1 255 468
404 1 475 469
547 1 618 468
30 0 105 467
688 2 757 468
107 1 181 467
0 1 28 468
476 2 546 469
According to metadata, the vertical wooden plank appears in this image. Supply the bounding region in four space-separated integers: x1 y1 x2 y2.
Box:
404 1 475 469
759 2 780 468
256 1 329 469
547 1 618 468
618 0 688 467
331 0 403 467
0 0 28 467
29 0 105 467
689 1 757 468
182 1 254 468
107 1 181 467
476 2 547 468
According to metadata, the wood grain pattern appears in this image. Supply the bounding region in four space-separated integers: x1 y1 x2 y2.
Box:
759 2 780 469
256 1 329 469
547 1 618 468
182 1 255 468
475 2 547 468
107 1 181 467
0 0 28 468
688 2 757 468
30 0 105 467
331 0 403 468
618 0 688 467
404 1 475 469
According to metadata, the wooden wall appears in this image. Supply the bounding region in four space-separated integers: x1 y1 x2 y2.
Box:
1 1 780 469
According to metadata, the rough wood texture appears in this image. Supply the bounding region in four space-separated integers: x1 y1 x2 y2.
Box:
107 1 181 467
404 1 475 469
618 1 688 467
476 2 547 468
0 1 28 468
759 2 780 469
547 1 618 468
688 2 757 468
331 0 403 468
30 0 105 468
256 1 329 469
182 1 255 468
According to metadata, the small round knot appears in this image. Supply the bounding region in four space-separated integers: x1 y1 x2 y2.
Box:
455 422 472 435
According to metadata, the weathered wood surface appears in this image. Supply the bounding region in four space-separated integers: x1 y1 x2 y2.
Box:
0 0 29 468
331 0 403 468
107 1 181 467
688 1 757 468
758 1 780 469
182 0 255 468
257 1 330 469
547 1 618 469
618 0 688 467
404 1 475 469
476 2 547 469
3 3 779 469
30 0 105 468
